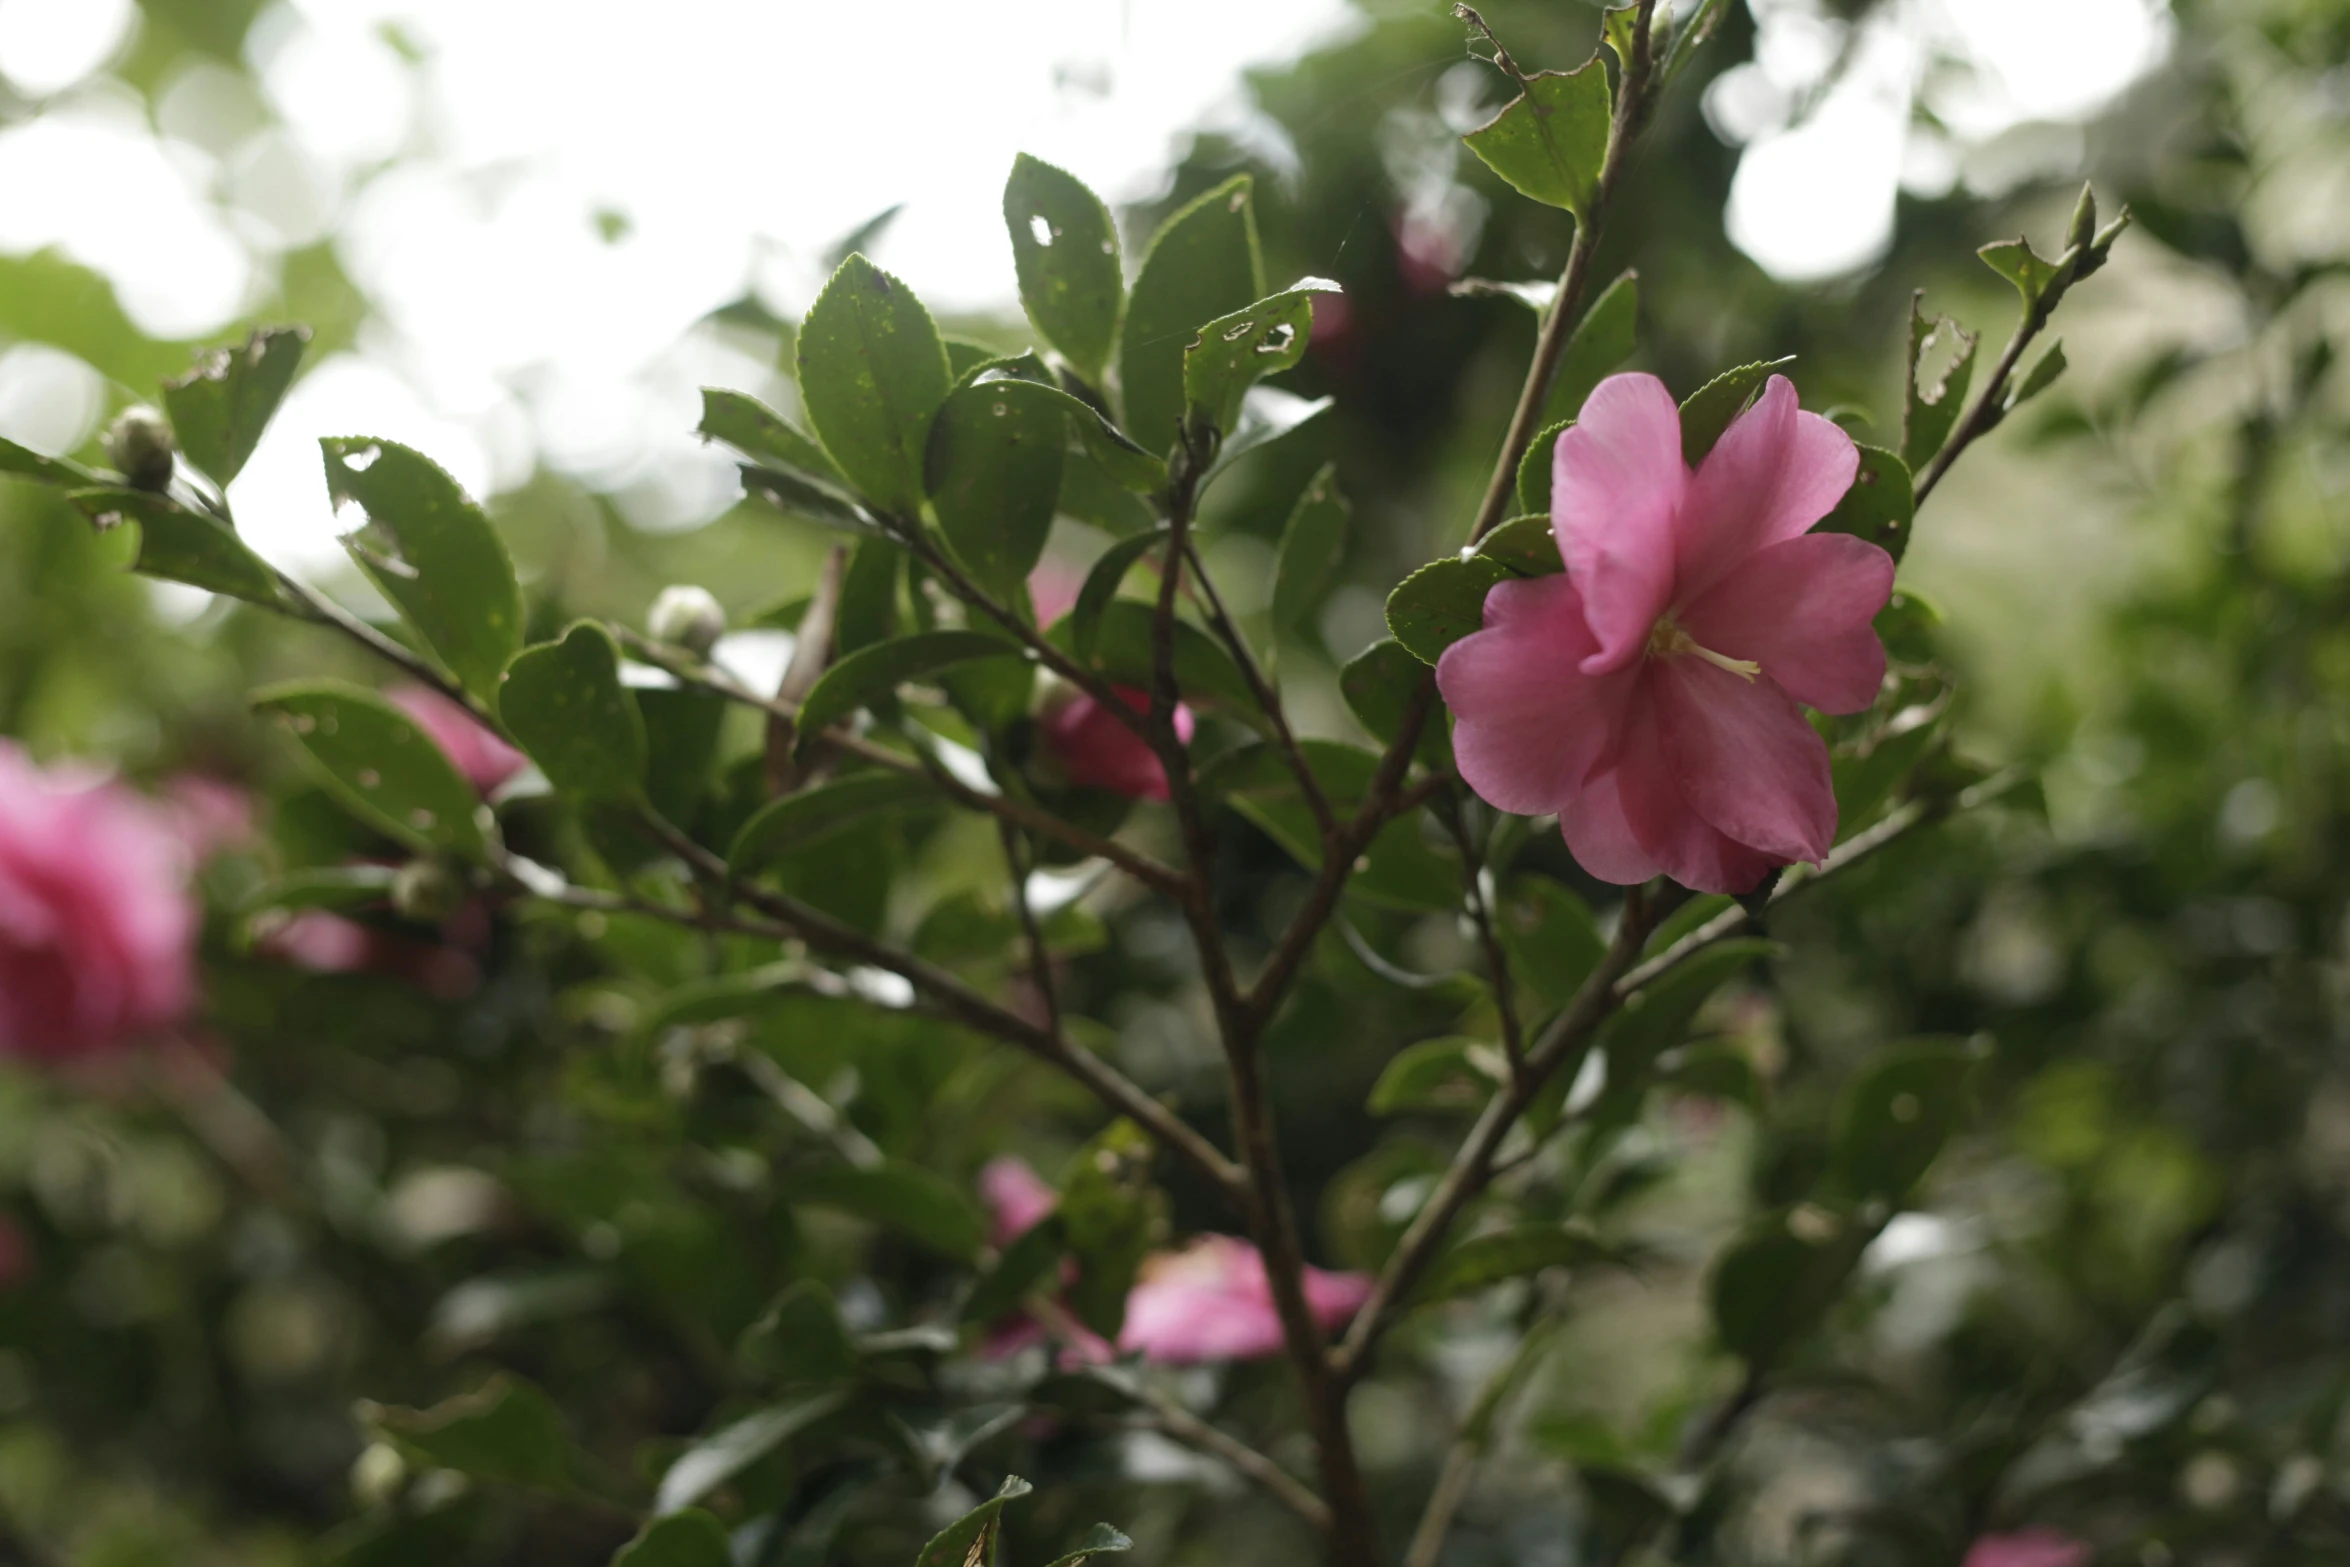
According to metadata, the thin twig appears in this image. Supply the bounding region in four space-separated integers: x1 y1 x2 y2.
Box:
998 818 1062 1044
1180 537 1337 842
1441 792 1525 1080
271 567 481 717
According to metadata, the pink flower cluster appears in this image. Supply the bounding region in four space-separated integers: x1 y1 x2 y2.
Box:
1026 565 1195 804
980 1157 1371 1365
1438 374 1894 894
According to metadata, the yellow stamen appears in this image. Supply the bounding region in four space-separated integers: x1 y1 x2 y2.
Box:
1647 618 1761 682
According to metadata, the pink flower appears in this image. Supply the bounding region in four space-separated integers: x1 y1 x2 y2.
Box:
981 1155 1061 1246
159 775 254 859
1038 686 1195 802
1437 373 1891 894
1119 1235 1371 1365
1028 562 1084 629
388 684 525 797
1961 1529 2093 1567
0 745 198 1060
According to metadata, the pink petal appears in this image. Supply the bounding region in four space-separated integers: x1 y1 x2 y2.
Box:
1302 1262 1374 1330
1553 374 1687 674
1675 376 1858 603
390 685 526 797
1559 766 1664 886
1040 686 1191 802
1960 1530 2093 1567
1650 659 1835 866
1612 699 1784 894
1439 575 1634 815
1678 532 1895 714
979 1156 1059 1245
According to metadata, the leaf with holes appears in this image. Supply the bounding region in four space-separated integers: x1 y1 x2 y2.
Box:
163 325 308 486
1902 300 1977 471
1462 57 1613 217
917 1476 1034 1567
796 254 954 515
1386 555 1510 665
1004 154 1123 383
1680 358 1795 465
499 623 645 803
254 680 489 859
1271 463 1349 632
1182 279 1338 437
1817 444 1914 561
324 437 524 705
791 631 1026 757
1040 1524 1135 1567
926 379 1068 598
729 773 936 879
69 488 282 606
1118 175 1264 455
698 387 844 486
1543 270 1638 425
1829 1038 1974 1204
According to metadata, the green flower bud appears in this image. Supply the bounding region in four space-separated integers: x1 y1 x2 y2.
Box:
103 406 176 492
390 857 467 924
648 584 726 656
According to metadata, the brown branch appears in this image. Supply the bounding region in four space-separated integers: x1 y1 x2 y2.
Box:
1441 791 1525 1080
1180 537 1337 842
998 818 1062 1045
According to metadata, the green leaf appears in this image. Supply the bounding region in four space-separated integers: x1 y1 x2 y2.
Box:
363 1375 586 1496
729 773 936 878
613 1511 731 1567
253 680 489 859
1368 1036 1499 1116
1711 1209 1867 1364
639 686 727 826
1065 599 1261 718
1182 279 1338 437
498 623 646 802
925 379 1068 599
241 863 399 918
654 1392 848 1515
1040 1524 1134 1567
1386 554 1509 665
1980 236 2067 309
1340 640 1447 767
795 254 954 515
1118 175 1264 456
1462 57 1613 217
1416 1222 1619 1303
1602 938 1775 1073
1476 513 1562 576
1680 358 1795 465
162 325 308 486
787 1161 989 1259
324 437 524 704
1068 528 1167 655
1543 270 1638 425
1004 154 1123 383
964 1213 1067 1327
1055 449 1157 536
1816 444 1914 561
1203 740 1459 911
1658 1043 1761 1108
1901 301 1978 471
1831 703 1942 830
2007 339 2067 411
698 387 844 486
0 434 100 487
69 488 282 606
968 363 1164 492
1498 878 1604 1008
1829 1038 1973 1204
1205 388 1332 482
740 463 877 534
1601 4 1648 73
736 1280 858 1387
916 1475 1033 1567
1057 1120 1157 1338
837 534 903 657
792 631 1027 755
1517 420 1571 515
1270 463 1349 632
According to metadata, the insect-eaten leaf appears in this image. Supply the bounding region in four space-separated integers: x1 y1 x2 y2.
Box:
163 325 309 486
1004 153 1123 383
1462 56 1613 218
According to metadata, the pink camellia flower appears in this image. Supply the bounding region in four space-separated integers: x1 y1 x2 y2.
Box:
1037 686 1195 803
0 744 198 1060
1961 1529 2093 1567
981 1155 1061 1246
1437 373 1892 894
388 684 525 797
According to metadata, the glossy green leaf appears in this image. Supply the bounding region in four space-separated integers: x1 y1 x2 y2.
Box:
241 863 399 918
1270 463 1349 631
1680 358 1795 465
1340 639 1446 767
787 1161 989 1259
2008 339 2067 410
363 1375 585 1496
740 463 877 534
963 1212 1067 1327
1118 175 1264 456
613 1510 731 1567
795 254 953 515
253 680 489 858
1004 153 1123 382
1416 1222 1618 1303
736 1280 858 1387
698 387 844 486
1461 57 1612 217
1817 444 1914 561
1182 279 1338 437
0 434 100 487
1203 739 1458 910
654 1392 847 1515
1205 388 1332 482
1602 938 1776 1073
1832 703 1942 830
498 623 645 802
1711 1209 1866 1364
1069 528 1167 654
1658 1043 1761 1108
968 364 1164 492
1901 302 1978 471
638 685 727 826
1057 1120 1156 1338
836 534 903 657
728 773 936 877
69 487 282 606
324 437 524 704
1476 513 1562 576
1543 270 1638 425
926 379 1067 598
1040 1524 1135 1567
1056 449 1157 535
1368 1036 1499 1116
1980 236 2068 308
162 325 308 485
1386 554 1509 665
1517 420 1571 515
1068 598 1261 718
1830 1038 1974 1203
916 1475 1033 1567
1499 878 1604 1007
792 631 1026 755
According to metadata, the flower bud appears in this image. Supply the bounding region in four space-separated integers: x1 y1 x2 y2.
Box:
2065 184 2098 258
390 857 467 924
103 406 176 493
648 584 726 656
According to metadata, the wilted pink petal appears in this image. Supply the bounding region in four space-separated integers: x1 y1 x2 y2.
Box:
1961 1529 2092 1567
0 745 198 1060
1440 372 1892 894
1119 1235 1370 1365
1038 686 1194 803
981 1155 1060 1246
389 684 525 796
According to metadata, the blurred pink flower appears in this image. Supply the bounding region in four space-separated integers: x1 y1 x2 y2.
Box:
0 744 198 1060
160 775 254 859
981 1155 1060 1246
1028 562 1085 629
1038 686 1194 803
259 909 375 973
1961 1529 2093 1567
389 684 524 797
1437 373 1889 894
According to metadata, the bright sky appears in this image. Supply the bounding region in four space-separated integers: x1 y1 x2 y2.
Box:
0 0 2171 576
